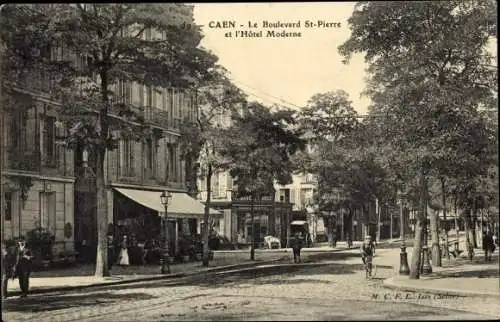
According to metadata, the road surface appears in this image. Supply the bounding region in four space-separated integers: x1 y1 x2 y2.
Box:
3 260 499 321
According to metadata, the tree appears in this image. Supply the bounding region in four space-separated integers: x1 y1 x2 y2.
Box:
297 91 358 246
296 91 393 246
339 1 497 278
179 72 246 266
223 102 305 260
2 4 219 277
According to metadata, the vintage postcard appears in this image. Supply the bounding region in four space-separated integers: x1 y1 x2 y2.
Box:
1 2 498 321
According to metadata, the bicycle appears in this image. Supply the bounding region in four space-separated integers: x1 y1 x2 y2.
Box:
362 255 377 279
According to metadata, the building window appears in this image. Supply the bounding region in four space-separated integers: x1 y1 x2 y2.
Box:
211 172 220 198
12 106 37 154
167 143 177 182
4 192 12 221
42 116 57 167
116 79 132 103
279 189 290 202
144 137 157 178
300 188 314 208
40 192 56 233
122 140 135 177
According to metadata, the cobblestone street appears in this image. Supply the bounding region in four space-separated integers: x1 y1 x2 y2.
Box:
3 258 499 321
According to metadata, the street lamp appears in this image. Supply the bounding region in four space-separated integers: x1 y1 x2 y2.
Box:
160 190 173 274
421 208 432 275
398 191 410 275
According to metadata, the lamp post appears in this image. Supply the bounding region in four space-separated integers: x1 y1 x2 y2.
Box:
398 191 410 275
160 190 172 274
421 207 432 275
280 196 285 248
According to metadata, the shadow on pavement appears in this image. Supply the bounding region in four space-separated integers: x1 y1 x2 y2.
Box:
3 291 157 313
122 263 363 290
305 252 360 262
425 268 499 280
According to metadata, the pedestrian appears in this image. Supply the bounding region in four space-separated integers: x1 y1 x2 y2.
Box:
14 237 33 298
482 231 495 262
291 232 303 263
360 235 376 277
118 235 130 266
2 240 17 299
107 235 115 271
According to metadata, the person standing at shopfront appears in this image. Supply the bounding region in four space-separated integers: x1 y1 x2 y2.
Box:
118 235 130 266
15 237 33 298
2 240 17 299
107 235 115 270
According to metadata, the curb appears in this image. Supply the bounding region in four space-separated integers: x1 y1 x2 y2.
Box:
6 257 288 297
6 249 349 297
382 277 500 298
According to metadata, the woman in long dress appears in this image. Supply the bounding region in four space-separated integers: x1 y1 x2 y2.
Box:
118 235 130 266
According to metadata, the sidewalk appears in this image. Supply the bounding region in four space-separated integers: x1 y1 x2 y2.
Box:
5 247 346 297
382 246 500 298
5 251 290 297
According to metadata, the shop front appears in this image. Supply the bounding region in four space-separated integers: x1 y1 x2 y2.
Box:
112 187 221 263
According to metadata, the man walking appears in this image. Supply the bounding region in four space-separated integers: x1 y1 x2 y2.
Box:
482 231 495 262
291 232 304 263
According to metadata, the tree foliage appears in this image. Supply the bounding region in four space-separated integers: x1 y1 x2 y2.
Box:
339 0 497 278
1 4 219 276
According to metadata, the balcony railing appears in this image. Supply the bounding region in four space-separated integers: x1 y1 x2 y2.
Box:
8 150 41 172
8 69 57 98
108 103 181 131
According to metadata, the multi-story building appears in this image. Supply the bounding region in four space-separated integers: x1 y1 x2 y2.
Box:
196 104 293 247
1 7 217 261
198 173 292 248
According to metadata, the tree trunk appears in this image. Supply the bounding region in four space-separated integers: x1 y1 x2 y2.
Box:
409 218 423 279
441 178 450 260
464 208 474 260
429 208 441 267
361 204 368 239
202 164 212 266
94 70 110 278
471 207 478 248
250 193 255 260
454 195 460 248
410 171 427 279
94 146 109 277
375 198 381 243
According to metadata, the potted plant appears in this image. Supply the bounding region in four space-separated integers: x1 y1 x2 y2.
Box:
26 228 55 269
179 235 193 263
191 234 202 261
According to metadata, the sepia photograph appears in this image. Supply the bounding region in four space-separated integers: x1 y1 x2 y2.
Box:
0 2 498 321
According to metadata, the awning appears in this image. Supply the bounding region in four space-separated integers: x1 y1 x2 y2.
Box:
114 188 222 217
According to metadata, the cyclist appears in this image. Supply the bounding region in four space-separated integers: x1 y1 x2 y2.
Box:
360 235 376 278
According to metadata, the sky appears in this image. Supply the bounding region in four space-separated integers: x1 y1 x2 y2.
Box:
192 2 371 114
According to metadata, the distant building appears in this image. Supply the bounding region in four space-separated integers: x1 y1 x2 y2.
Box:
1 6 216 261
